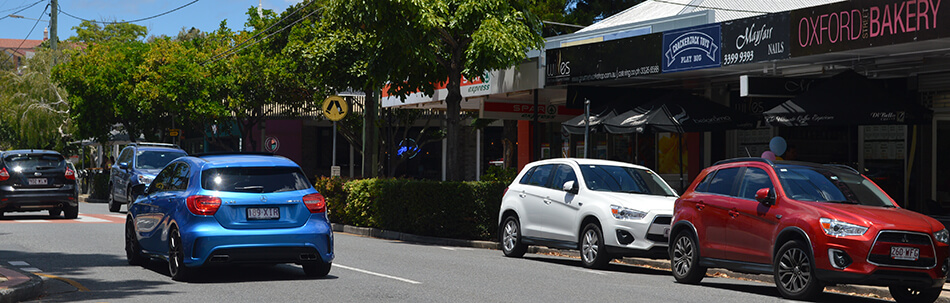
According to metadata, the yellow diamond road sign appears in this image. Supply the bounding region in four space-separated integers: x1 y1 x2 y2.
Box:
323 96 348 121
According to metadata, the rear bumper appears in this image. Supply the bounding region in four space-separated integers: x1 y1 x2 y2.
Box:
0 186 78 211
181 216 334 267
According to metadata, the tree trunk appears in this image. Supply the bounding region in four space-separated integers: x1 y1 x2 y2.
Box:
503 120 518 169
444 72 463 181
362 89 379 178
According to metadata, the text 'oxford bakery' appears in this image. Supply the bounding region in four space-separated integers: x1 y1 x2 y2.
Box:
797 0 942 48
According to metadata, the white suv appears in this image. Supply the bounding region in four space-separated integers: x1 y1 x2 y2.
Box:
498 158 678 268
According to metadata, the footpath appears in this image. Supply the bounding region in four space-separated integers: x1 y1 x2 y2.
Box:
4 217 950 302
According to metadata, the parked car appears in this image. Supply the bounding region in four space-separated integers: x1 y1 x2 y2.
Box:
0 150 79 218
670 158 949 302
125 152 334 281
498 158 678 268
109 142 187 212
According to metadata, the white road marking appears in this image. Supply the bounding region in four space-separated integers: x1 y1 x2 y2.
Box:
21 267 42 272
335 264 421 284
14 220 49 223
8 261 29 266
76 216 108 223
571 267 607 276
440 247 472 251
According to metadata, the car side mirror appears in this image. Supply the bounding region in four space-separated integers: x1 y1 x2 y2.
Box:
563 180 579 195
119 162 129 170
755 188 775 206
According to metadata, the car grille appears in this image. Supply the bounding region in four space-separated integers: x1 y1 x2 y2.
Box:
867 231 937 269
646 215 672 243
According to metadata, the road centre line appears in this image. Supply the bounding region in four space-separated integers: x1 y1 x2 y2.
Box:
335 264 421 284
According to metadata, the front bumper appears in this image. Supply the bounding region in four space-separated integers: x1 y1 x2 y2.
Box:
814 230 949 288
605 212 672 258
0 185 78 212
180 215 334 267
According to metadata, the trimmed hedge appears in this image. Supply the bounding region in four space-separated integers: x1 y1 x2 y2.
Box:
317 178 507 241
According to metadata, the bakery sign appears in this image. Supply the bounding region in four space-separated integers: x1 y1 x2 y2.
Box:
479 101 583 122
721 12 790 66
791 0 950 56
662 24 722 73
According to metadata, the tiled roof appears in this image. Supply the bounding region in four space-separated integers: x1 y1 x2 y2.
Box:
0 38 44 57
578 0 843 33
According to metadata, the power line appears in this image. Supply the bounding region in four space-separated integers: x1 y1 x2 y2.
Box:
57 0 199 24
201 0 319 66
0 3 48 68
649 0 770 14
0 0 44 21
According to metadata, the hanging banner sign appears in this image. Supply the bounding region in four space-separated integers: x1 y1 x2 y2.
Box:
791 0 950 57
545 33 662 86
662 24 722 73
721 13 790 66
479 101 583 122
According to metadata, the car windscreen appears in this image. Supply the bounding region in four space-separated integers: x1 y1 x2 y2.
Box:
135 151 186 169
775 165 895 207
3 154 65 170
201 167 312 193
579 164 677 197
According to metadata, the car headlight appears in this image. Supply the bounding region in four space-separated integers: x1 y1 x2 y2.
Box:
820 218 868 237
611 205 647 221
137 174 155 185
934 229 949 244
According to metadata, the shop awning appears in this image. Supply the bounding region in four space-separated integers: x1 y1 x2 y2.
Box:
603 92 756 134
561 108 619 135
763 70 932 126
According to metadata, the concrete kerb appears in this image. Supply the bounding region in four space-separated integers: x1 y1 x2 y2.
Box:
333 223 950 302
0 266 43 303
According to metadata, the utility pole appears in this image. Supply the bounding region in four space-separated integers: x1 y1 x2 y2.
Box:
50 0 57 65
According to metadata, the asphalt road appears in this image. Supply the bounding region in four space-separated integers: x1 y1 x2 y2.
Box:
0 201 897 303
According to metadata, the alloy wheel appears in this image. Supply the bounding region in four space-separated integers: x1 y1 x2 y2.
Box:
582 229 599 263
777 247 811 293
672 235 694 277
503 220 519 252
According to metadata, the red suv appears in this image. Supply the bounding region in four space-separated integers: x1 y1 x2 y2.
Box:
670 158 949 302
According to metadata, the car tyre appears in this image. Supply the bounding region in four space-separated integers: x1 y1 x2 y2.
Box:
671 230 707 284
500 216 527 258
63 204 78 219
168 226 193 281
49 209 62 218
108 184 121 213
302 261 332 277
888 285 942 303
126 218 146 266
580 223 611 269
774 240 824 300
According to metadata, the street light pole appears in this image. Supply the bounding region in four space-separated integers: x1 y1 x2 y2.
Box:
50 0 57 64
584 99 590 159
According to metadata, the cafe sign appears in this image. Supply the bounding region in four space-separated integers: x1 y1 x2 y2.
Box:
791 0 950 56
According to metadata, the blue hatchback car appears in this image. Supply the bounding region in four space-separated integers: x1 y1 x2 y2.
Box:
124 153 333 281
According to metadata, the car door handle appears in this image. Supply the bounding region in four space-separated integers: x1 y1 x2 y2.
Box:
519 193 526 198
695 203 705 211
728 210 739 218
543 198 552 205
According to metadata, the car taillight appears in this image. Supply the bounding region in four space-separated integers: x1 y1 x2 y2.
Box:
303 193 326 213
186 195 221 216
503 187 509 196
65 167 76 180
0 168 8 181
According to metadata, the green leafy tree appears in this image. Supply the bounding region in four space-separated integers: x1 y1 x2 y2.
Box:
0 49 72 150
289 0 544 181
68 20 148 43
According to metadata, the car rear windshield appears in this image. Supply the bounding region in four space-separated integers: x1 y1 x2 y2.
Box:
579 165 678 197
135 151 186 169
775 165 895 207
201 167 312 193
3 154 65 170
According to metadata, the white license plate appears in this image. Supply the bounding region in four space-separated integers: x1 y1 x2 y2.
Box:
890 246 920 261
28 178 47 185
247 207 280 220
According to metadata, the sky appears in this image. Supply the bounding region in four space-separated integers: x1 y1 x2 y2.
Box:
0 0 304 42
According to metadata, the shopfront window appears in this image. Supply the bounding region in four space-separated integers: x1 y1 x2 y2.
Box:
936 120 950 207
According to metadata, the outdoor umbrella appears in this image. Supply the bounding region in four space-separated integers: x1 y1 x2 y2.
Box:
603 92 757 191
762 69 932 126
560 108 619 135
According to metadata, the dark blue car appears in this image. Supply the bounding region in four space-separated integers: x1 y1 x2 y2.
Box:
124 153 333 281
109 143 187 212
